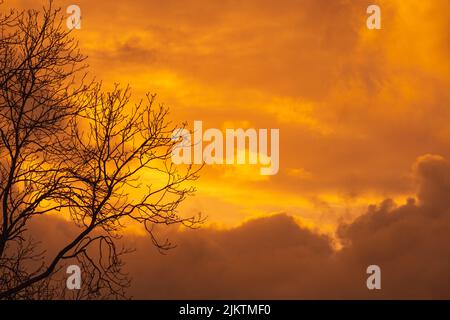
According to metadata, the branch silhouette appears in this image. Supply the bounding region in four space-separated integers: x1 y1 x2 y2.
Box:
0 1 202 299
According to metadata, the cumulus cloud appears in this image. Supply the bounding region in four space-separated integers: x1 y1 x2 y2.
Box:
118 154 450 299
24 154 450 298
25 155 450 298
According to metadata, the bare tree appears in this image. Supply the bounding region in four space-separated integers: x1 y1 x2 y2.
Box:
0 2 202 299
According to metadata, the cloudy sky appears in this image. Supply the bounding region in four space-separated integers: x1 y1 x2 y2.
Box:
7 0 450 298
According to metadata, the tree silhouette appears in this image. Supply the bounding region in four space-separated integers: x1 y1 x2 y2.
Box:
0 2 202 299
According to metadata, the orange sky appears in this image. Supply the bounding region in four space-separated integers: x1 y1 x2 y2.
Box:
8 0 450 233
4 0 450 299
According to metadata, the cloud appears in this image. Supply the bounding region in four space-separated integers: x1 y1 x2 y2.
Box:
5 0 450 298
22 154 450 299
6 0 450 228
120 154 450 299
88 37 159 67
414 154 450 211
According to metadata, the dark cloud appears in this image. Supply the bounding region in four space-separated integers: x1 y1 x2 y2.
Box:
87 37 159 68
120 154 450 299
414 154 450 211
24 153 450 299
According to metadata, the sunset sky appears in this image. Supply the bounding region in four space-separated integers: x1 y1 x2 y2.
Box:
5 0 450 298
55 0 450 232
